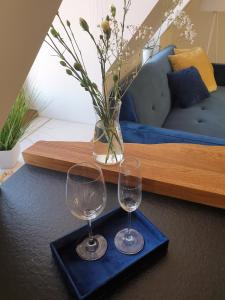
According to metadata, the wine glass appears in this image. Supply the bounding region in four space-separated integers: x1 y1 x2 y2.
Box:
66 162 107 261
114 157 144 255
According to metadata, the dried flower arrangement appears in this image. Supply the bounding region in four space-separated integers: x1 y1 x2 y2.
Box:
45 0 196 164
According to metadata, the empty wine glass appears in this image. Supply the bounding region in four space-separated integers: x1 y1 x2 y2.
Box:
114 157 144 255
66 162 107 261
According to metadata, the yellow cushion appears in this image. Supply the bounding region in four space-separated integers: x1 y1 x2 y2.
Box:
174 47 198 54
175 47 214 72
169 47 217 92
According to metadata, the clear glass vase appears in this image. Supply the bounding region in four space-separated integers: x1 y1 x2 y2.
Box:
93 102 124 165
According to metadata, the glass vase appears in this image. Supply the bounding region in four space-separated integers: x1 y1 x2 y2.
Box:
93 102 124 165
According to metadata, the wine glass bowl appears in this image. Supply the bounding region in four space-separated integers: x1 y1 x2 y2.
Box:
66 162 107 261
119 183 142 213
115 157 144 255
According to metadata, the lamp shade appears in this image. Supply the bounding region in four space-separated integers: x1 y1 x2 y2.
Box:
201 0 225 12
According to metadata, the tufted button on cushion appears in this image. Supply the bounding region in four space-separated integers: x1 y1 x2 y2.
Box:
152 105 156 111
198 119 204 123
201 106 207 110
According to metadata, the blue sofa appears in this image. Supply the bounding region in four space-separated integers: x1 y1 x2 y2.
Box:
120 45 225 146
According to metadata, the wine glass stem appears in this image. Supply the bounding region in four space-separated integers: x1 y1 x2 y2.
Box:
128 211 132 235
88 219 94 244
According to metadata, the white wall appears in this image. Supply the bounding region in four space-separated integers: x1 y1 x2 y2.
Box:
27 0 157 124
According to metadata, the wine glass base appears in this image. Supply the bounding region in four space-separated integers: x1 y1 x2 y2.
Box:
76 234 107 261
114 228 144 255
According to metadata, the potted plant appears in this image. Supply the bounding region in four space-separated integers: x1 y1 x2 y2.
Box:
0 89 36 169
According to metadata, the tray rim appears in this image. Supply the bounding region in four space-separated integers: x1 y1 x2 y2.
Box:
50 208 169 299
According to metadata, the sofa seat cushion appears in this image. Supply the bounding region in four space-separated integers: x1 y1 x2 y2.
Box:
163 86 225 139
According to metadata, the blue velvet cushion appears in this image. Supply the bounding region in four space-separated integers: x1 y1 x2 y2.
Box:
120 91 138 122
167 66 210 108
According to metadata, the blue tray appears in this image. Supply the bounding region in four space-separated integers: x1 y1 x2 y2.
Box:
50 208 169 300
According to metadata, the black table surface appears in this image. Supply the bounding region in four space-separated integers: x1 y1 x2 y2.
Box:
0 165 225 300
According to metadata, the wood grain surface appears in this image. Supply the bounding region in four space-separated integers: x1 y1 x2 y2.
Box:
23 141 225 209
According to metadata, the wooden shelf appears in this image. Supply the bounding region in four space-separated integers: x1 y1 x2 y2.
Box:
23 141 225 209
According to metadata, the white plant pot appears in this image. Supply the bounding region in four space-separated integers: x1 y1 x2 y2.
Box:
0 143 20 169
142 45 160 65
142 48 153 65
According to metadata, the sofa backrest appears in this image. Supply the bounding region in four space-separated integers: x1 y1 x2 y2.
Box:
124 45 175 127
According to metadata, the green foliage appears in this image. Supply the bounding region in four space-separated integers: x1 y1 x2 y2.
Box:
45 2 132 163
45 2 132 122
0 89 33 151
